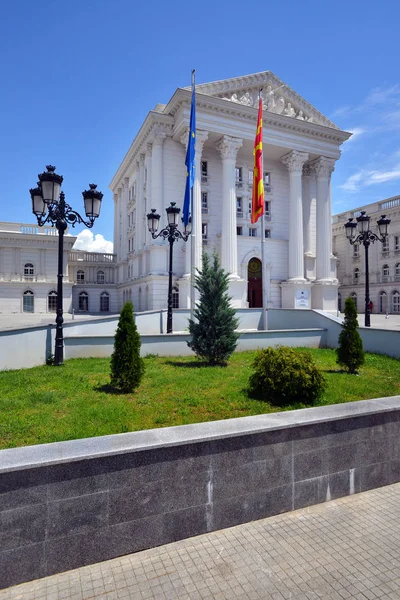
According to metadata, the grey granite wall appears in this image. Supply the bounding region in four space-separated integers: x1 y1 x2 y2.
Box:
1 397 400 589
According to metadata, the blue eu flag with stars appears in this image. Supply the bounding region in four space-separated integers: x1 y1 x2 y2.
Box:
183 78 196 227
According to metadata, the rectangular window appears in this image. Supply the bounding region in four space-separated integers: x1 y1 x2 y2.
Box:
202 223 208 242
236 197 243 217
265 229 271 238
248 201 252 215
235 167 243 187
100 294 110 312
353 245 359 258
395 236 399 251
201 161 208 182
383 237 389 253
237 226 243 236
249 228 257 237
265 201 271 221
248 170 254 185
264 172 271 185
172 290 179 309
201 192 208 213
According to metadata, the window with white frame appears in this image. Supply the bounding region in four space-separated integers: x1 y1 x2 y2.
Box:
353 268 360 283
201 192 208 213
248 170 254 185
97 270 105 284
48 291 57 312
23 290 34 313
353 245 359 258
264 172 271 185
265 229 271 238
172 286 179 309
248 201 252 215
237 226 243 236
395 263 400 280
201 161 208 182
236 197 243 217
249 228 257 237
202 223 207 242
264 200 271 221
24 263 34 278
393 291 400 313
100 292 110 312
395 235 400 251
382 264 390 281
77 269 85 283
383 236 389 254
79 291 89 311
235 167 243 187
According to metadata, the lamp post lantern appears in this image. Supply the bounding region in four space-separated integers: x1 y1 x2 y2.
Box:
147 202 191 334
30 166 103 365
345 210 391 327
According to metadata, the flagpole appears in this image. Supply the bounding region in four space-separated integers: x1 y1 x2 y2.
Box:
190 69 196 320
259 88 268 331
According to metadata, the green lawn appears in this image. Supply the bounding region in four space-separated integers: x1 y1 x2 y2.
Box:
0 349 399 450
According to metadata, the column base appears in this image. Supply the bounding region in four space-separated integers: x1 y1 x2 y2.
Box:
281 280 313 309
311 280 339 310
178 276 191 309
227 277 247 308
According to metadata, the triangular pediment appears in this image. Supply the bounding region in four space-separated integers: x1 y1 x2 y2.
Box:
187 71 338 129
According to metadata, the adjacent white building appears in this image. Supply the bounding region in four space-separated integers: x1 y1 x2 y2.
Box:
110 71 350 312
333 194 400 314
0 222 118 315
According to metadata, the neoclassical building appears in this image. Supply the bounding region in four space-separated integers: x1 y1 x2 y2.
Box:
333 195 400 314
110 71 350 311
0 222 118 315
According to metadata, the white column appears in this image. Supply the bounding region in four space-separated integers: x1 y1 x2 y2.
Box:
217 135 243 277
282 150 309 280
151 131 165 216
113 192 119 259
122 178 129 259
313 157 335 281
302 164 312 256
117 187 122 261
144 149 152 247
192 130 209 278
136 154 145 251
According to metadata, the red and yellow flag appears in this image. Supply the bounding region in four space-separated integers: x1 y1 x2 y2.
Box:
251 97 264 224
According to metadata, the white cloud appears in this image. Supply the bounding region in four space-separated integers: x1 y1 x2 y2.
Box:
364 84 400 106
339 164 400 193
343 127 366 145
73 230 113 254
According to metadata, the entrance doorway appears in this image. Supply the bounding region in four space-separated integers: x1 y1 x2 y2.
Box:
248 258 262 308
379 291 387 314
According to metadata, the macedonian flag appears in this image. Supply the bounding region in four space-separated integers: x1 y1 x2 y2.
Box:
251 96 264 224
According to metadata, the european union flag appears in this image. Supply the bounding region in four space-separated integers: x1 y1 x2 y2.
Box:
183 77 196 227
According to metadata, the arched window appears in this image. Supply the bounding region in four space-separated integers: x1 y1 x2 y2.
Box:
48 290 57 312
23 290 34 313
395 263 400 281
97 270 105 284
393 291 400 313
353 268 360 284
100 292 109 312
382 264 389 282
172 285 179 309
379 291 387 314
350 292 357 311
79 291 88 311
338 293 342 313
24 263 34 279
77 269 85 283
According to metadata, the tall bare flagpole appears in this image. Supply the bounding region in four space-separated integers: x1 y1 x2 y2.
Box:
259 88 268 330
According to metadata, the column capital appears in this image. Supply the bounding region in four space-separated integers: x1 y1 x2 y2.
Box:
302 163 315 177
146 142 153 156
310 156 336 179
196 129 209 153
113 193 118 202
139 153 145 165
217 135 243 160
152 130 166 147
123 177 129 189
281 150 309 172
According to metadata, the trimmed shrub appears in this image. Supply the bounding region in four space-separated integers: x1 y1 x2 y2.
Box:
110 301 144 392
336 297 365 374
188 252 239 366
248 346 326 406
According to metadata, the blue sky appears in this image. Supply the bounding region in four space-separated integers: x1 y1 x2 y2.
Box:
1 0 399 251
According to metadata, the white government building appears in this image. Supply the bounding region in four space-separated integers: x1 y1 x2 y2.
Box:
1 71 358 316
333 194 400 314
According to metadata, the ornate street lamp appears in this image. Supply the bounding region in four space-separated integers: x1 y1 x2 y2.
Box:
147 202 191 333
345 210 391 327
30 166 103 365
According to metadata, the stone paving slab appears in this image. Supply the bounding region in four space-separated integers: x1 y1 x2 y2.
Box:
1 483 400 599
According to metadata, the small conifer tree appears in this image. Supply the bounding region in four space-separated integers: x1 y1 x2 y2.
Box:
110 301 144 392
336 297 365 374
188 252 239 365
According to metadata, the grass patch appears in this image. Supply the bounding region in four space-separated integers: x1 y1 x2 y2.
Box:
0 348 399 449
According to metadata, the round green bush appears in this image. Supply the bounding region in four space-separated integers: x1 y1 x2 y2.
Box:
248 346 326 407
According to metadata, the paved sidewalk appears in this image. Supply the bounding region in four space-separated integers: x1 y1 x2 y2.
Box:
2 484 400 600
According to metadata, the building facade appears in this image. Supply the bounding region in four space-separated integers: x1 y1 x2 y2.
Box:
110 71 350 312
333 195 400 314
0 222 118 315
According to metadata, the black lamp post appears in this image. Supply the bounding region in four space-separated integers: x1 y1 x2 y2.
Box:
147 202 191 334
345 210 391 327
30 165 103 365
